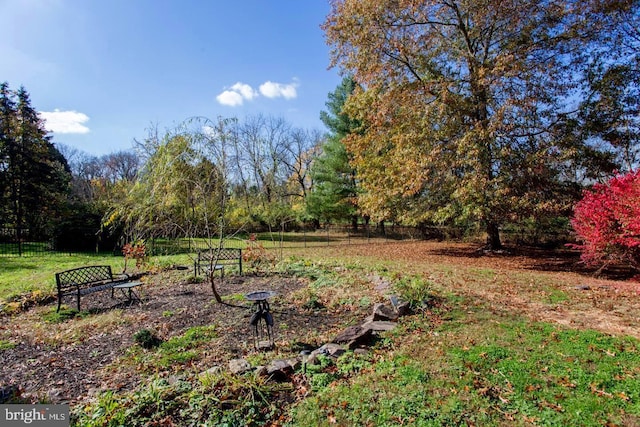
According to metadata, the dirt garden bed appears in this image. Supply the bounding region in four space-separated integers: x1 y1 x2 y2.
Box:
0 269 370 405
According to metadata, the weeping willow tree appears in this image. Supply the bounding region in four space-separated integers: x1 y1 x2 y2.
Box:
106 117 236 302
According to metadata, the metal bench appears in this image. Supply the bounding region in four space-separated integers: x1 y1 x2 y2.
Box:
194 248 243 278
55 265 130 312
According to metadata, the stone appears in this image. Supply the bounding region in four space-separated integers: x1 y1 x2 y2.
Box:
266 359 299 382
389 295 411 316
362 320 397 332
287 358 302 371
257 340 275 351
228 358 252 375
333 325 372 345
307 343 346 364
268 359 294 373
395 301 411 316
254 365 268 379
372 303 398 321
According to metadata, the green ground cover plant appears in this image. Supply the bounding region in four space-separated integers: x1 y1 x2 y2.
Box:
0 339 16 350
42 307 90 323
126 325 219 372
73 373 291 427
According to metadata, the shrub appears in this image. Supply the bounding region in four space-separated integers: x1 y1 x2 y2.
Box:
42 307 85 323
243 234 276 269
392 274 434 308
570 170 640 272
122 241 148 272
134 329 163 349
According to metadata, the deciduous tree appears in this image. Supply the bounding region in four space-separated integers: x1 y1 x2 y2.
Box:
107 118 232 301
323 0 636 248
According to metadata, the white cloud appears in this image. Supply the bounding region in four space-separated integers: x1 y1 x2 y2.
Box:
259 80 298 99
39 109 90 134
216 90 245 107
230 82 258 101
216 82 258 106
216 79 299 106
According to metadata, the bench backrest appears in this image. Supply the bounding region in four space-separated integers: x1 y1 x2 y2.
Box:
55 265 114 290
198 248 242 261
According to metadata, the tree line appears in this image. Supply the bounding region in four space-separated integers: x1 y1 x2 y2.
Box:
1 0 638 254
0 84 352 252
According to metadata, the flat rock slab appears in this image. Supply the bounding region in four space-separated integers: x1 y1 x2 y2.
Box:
229 358 252 375
389 295 411 316
333 325 373 345
268 358 300 374
307 343 346 364
362 320 397 332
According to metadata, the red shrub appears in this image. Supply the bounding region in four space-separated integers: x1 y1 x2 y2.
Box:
122 241 148 271
570 170 640 272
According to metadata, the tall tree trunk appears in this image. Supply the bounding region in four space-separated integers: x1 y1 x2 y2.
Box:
486 221 502 250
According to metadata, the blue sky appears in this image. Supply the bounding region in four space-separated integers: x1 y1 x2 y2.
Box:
1 0 342 156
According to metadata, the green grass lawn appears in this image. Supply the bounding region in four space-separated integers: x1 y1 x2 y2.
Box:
0 254 123 300
0 253 193 302
290 313 640 426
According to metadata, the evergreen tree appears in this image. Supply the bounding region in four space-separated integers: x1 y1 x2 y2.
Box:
0 82 71 242
307 76 362 228
0 82 17 229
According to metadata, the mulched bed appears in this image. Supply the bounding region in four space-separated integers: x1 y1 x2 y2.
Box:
0 269 363 404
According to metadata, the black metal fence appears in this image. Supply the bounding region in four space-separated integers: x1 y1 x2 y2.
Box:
0 226 112 257
0 227 55 257
0 224 573 257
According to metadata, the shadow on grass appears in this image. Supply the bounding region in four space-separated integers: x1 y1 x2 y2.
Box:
428 244 637 280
